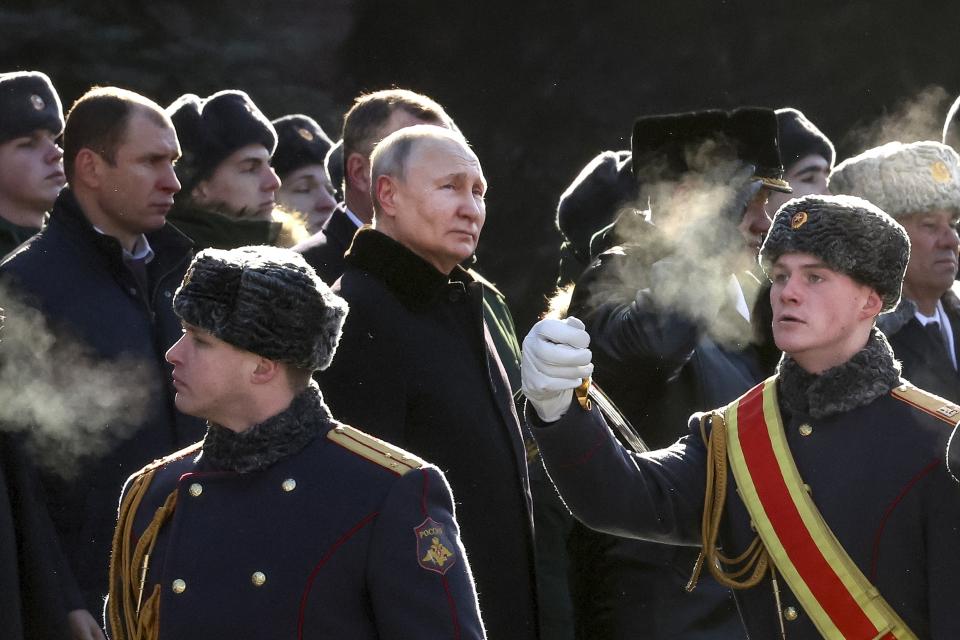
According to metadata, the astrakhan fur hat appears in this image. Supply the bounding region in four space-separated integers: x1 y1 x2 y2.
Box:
0 71 63 143
828 141 960 219
760 194 910 313
174 245 348 371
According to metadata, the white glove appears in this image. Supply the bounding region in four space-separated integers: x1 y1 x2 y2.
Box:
521 316 594 423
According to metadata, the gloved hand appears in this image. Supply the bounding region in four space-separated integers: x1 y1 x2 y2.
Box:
522 317 594 423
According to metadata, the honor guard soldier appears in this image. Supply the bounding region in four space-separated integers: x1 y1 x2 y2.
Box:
523 194 960 639
107 246 485 639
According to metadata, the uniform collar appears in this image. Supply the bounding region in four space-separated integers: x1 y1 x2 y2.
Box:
201 381 332 473
777 328 902 419
345 227 474 310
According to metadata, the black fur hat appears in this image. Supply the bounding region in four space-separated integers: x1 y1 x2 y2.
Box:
760 195 910 313
0 71 63 143
167 90 277 194
173 245 348 371
775 108 835 169
271 114 334 179
556 150 636 260
631 107 791 193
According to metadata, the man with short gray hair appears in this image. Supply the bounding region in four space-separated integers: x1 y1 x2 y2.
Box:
830 140 960 401
320 125 539 639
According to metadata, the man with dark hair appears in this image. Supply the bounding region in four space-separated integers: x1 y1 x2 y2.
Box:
831 141 960 402
321 125 538 639
166 90 306 251
0 71 65 257
0 86 202 630
107 245 485 639
295 88 452 284
525 194 960 638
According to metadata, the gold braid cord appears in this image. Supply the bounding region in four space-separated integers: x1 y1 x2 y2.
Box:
686 411 770 592
107 469 179 640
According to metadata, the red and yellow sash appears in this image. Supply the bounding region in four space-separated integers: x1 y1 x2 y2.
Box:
723 377 917 640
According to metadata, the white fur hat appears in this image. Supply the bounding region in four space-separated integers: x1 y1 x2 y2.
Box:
828 141 960 219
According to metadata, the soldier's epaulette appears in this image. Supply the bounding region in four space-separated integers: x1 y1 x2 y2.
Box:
136 441 203 477
891 381 960 425
327 424 424 475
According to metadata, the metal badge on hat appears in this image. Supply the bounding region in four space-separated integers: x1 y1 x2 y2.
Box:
791 211 808 229
931 161 951 183
30 94 45 110
297 127 314 141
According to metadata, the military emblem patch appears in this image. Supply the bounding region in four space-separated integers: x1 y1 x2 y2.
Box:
931 160 951 183
791 211 808 229
297 127 314 141
30 94 45 110
414 517 457 575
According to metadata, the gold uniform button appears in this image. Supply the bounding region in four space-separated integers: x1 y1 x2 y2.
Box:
798 423 813 437
188 483 203 497
282 479 296 492
784 606 799 621
251 571 267 587
172 579 186 594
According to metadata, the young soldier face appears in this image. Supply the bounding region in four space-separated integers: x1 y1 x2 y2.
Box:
387 137 486 274
166 323 257 428
900 209 960 302
767 154 831 214
770 252 881 372
0 129 65 211
193 144 281 219
276 164 337 234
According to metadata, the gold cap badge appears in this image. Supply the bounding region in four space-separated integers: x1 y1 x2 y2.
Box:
30 94 45 111
790 211 808 229
931 161 951 183
297 127 314 141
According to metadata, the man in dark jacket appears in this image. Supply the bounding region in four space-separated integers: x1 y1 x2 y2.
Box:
831 140 960 402
0 86 202 627
525 195 960 639
108 246 485 640
320 125 538 639
561 108 791 638
0 71 65 257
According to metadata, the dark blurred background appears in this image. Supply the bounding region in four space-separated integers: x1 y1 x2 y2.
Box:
3 0 959 332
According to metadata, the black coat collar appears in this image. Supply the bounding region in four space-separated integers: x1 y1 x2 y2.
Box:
345 227 473 310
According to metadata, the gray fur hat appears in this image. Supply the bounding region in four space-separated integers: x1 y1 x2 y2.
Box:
760 195 910 313
0 71 63 143
828 141 960 219
173 246 348 371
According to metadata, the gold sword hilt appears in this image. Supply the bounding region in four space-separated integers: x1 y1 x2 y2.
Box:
575 376 592 411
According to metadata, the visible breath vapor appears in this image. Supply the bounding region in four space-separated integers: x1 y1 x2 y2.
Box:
842 85 951 154
583 148 760 348
0 283 152 478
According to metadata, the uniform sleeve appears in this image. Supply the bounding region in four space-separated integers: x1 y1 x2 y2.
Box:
925 464 960 639
528 398 706 546
366 466 486 639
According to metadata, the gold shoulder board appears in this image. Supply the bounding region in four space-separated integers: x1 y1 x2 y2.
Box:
137 441 203 476
327 424 424 475
891 382 960 425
